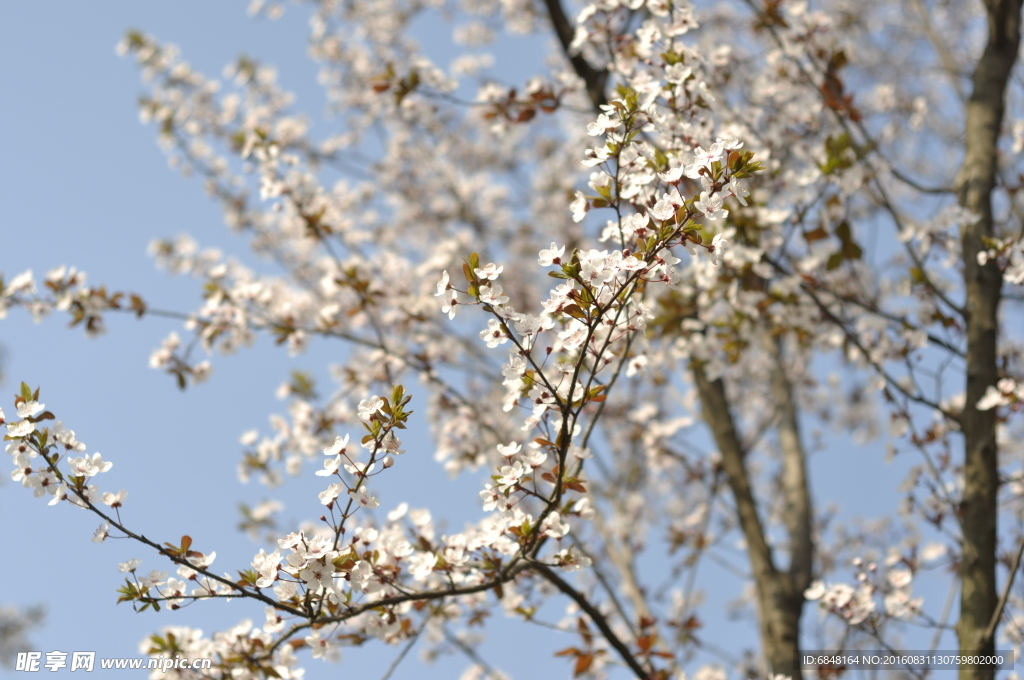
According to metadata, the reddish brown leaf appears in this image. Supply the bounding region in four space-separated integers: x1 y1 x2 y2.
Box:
574 653 593 676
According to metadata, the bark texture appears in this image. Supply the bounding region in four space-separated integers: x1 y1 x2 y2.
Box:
694 364 811 680
956 2 1019 679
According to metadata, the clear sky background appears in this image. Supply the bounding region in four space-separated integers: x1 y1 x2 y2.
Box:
0 2 967 679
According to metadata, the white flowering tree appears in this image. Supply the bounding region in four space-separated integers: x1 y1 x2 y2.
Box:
3 0 1024 679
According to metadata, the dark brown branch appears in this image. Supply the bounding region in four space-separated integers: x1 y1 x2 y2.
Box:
534 562 652 680
318 562 530 624
541 0 608 111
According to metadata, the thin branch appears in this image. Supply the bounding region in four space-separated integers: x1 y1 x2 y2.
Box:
982 535 1024 646
930 578 960 653
378 618 428 680
795 280 963 424
737 0 967 319
443 626 505 679
569 530 643 638
533 562 652 679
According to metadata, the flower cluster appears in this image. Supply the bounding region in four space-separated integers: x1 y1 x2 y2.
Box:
804 557 924 625
7 0 1024 676
5 384 111 519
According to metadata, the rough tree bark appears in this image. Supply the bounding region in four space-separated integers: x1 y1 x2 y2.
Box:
694 362 811 680
956 2 1020 679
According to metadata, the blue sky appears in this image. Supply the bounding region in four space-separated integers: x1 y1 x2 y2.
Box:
0 2 974 679
0 3 582 677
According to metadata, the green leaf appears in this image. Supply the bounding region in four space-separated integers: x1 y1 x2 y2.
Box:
562 304 587 320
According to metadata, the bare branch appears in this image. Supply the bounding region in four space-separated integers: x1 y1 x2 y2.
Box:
541 0 608 111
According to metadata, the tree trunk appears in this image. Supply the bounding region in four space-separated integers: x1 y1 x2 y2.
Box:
956 2 1019 679
694 365 809 679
